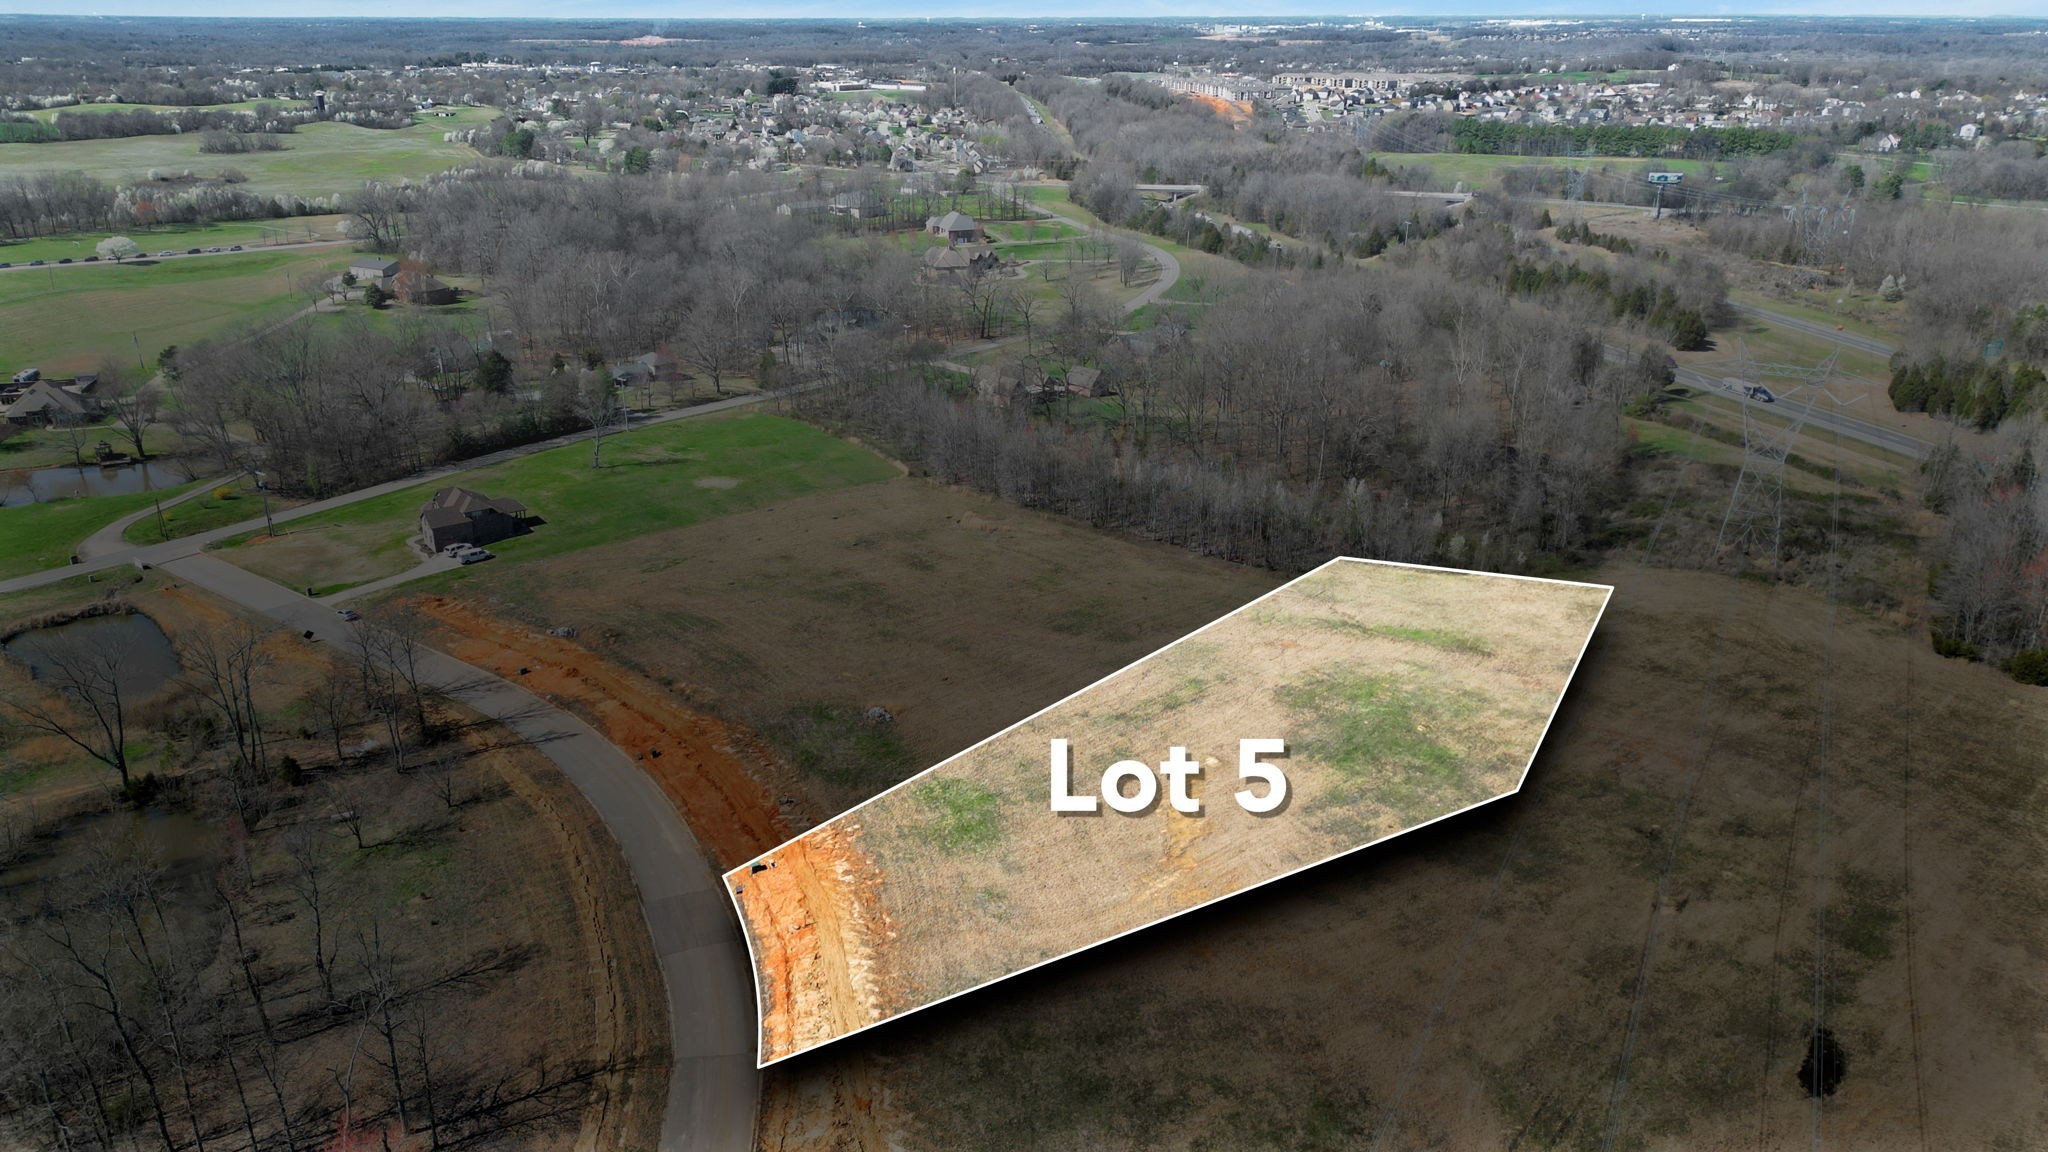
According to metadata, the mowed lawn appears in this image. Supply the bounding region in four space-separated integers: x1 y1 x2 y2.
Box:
0 482 202 580
0 249 351 373
217 413 901 596
0 108 494 199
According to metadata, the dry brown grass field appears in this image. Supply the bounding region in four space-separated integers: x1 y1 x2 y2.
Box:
728 560 1609 1064
768 566 2048 1152
360 465 2041 1151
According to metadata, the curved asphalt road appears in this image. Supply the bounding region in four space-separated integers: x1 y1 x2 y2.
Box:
0 395 776 1150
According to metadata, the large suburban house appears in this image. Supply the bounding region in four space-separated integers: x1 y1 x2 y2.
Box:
391 266 459 306
348 256 401 287
3 379 100 426
925 211 984 243
971 362 1049 409
419 486 532 553
921 242 998 278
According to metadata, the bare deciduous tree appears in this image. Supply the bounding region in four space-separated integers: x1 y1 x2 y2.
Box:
1 635 135 795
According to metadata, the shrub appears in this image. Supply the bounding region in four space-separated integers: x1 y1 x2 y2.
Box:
122 772 164 806
2004 649 2048 686
276 754 304 786
1930 630 1979 661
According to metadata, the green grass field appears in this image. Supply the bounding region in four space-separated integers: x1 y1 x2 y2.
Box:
0 216 346 266
122 477 282 546
0 481 203 581
25 99 310 122
0 249 353 373
1382 153 1708 191
986 219 1080 244
0 108 495 199
1726 288 1903 349
217 413 900 596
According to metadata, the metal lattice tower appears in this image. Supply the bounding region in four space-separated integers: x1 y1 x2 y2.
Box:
1790 193 1857 269
1715 343 1847 563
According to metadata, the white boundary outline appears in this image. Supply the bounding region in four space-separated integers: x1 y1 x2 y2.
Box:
724 556 1614 1067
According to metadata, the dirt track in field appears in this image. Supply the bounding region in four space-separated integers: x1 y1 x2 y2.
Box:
410 593 794 869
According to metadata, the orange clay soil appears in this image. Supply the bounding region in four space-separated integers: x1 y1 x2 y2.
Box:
728 821 894 1065
409 594 793 870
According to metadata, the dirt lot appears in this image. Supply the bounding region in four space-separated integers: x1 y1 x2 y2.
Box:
364 468 2042 1150
730 560 1609 1064
0 575 670 1151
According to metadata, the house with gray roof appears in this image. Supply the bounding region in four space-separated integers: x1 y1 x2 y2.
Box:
419 486 532 553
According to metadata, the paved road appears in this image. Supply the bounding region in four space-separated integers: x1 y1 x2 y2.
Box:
157 554 758 1150
79 475 224 559
0 237 349 275
1122 240 1181 312
1020 201 1180 315
1670 363 1931 460
0 388 775 598
1729 299 1896 359
1 392 787 1146
1603 342 1930 461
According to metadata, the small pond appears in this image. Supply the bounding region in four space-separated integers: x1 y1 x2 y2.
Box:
2 612 181 699
0 460 182 507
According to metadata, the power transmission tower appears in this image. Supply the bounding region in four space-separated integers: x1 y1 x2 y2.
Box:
1564 138 1593 204
1715 343 1846 565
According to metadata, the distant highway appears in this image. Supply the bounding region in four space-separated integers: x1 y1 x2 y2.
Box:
1729 300 1896 359
1670 362 1930 460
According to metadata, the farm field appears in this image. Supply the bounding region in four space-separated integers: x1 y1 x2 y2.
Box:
216 412 899 596
22 98 309 121
0 214 346 265
362 447 2038 1149
0 247 351 373
1384 152 1709 190
0 108 494 198
729 559 1610 1064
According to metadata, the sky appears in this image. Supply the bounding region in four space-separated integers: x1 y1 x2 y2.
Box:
3 2 2042 18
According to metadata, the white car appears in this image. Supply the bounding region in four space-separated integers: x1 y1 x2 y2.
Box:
441 542 477 557
458 549 494 565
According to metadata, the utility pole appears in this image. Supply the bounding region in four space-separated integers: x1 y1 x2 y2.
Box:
253 471 275 537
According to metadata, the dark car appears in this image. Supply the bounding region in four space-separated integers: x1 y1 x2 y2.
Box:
82 255 98 262
187 248 202 255
28 259 44 266
0 262 11 269
57 257 71 264
229 244 243 251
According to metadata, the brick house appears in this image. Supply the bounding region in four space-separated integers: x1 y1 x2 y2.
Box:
419 486 531 553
